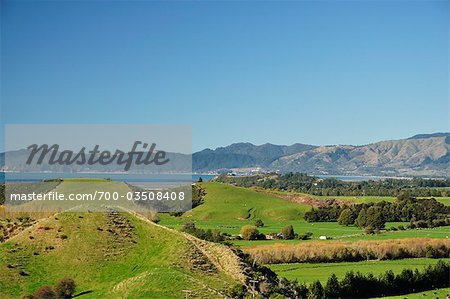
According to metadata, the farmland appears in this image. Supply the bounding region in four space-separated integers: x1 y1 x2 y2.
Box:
268 258 450 284
1 179 449 298
159 181 450 298
159 182 450 243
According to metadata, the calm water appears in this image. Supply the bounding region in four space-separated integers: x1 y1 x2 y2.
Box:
0 172 215 183
0 172 396 183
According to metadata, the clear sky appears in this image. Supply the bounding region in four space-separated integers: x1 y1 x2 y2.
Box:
1 0 449 152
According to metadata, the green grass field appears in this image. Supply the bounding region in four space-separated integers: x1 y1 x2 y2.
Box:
160 183 450 246
268 258 450 284
186 182 310 221
378 287 450 299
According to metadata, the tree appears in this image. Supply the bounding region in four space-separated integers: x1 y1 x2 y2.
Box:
240 225 259 240
32 286 56 299
254 219 264 227
355 208 368 228
55 278 76 299
338 208 355 226
365 206 385 231
308 280 324 299
324 273 341 298
281 225 295 240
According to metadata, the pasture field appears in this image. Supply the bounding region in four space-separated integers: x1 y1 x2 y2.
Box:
159 183 450 248
185 182 309 221
378 287 450 299
268 258 450 284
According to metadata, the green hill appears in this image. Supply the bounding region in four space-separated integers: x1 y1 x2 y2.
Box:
0 181 244 299
184 182 309 221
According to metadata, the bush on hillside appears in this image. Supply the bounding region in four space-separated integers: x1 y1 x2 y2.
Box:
228 284 247 299
54 278 76 299
254 219 264 227
31 285 56 299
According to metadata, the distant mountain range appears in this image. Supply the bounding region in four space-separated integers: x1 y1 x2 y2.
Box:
1 133 448 177
193 133 450 177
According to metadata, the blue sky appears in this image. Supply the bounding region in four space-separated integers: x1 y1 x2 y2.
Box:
1 0 448 152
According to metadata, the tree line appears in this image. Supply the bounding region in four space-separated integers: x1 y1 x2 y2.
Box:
231 260 450 298
215 173 450 197
304 196 450 231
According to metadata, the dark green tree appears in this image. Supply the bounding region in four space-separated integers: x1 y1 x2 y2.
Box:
338 208 355 226
308 280 324 299
324 273 341 298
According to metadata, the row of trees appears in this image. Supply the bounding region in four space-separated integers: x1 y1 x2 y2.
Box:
215 173 450 197
231 260 450 298
181 222 225 243
300 261 450 298
305 196 450 231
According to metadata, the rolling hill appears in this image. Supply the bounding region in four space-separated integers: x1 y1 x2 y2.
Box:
0 181 247 299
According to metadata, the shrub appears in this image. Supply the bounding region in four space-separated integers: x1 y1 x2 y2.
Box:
181 221 196 233
240 225 259 240
281 225 295 240
254 219 264 227
32 286 56 299
54 278 76 299
298 232 313 240
229 283 246 298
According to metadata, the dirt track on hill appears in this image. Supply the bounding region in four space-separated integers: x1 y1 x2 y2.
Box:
122 208 248 286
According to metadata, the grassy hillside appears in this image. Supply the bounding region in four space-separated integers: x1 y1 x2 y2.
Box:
185 182 309 221
268 258 450 284
0 211 238 298
160 183 450 243
0 180 240 298
160 182 317 236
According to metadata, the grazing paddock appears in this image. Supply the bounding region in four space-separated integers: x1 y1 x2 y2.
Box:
268 258 450 284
